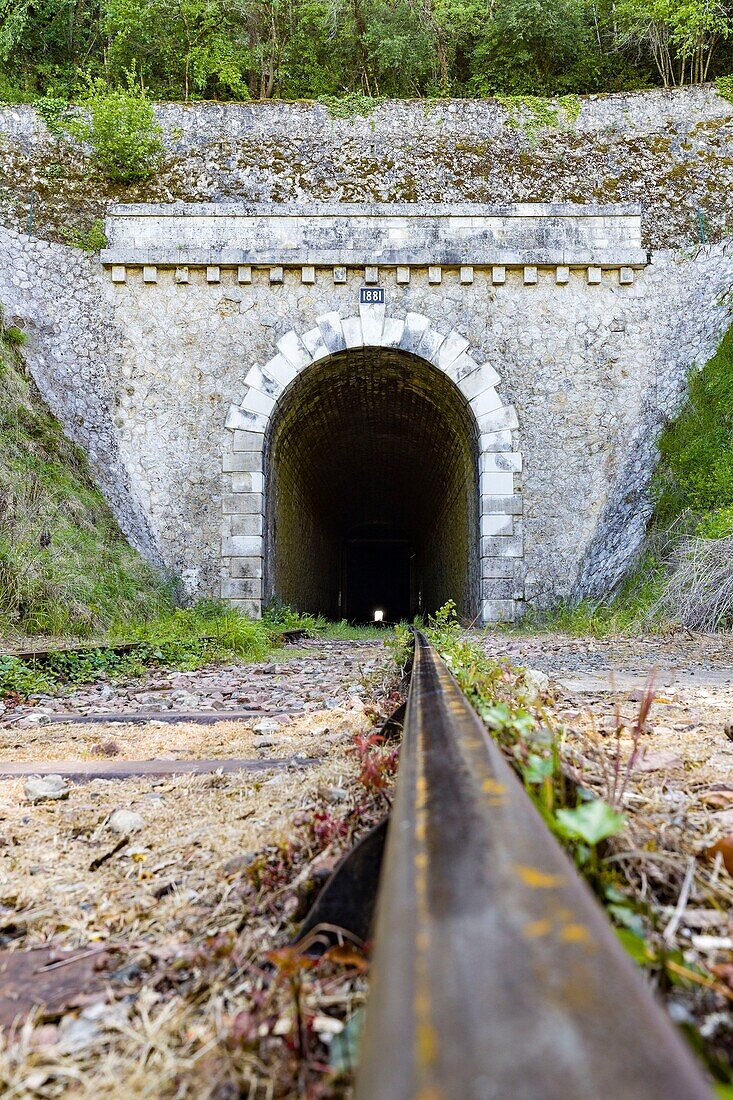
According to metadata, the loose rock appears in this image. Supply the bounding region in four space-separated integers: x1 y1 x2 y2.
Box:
108 809 143 834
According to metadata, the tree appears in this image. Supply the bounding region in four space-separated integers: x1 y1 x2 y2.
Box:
615 0 733 85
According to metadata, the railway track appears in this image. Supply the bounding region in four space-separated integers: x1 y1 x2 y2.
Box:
354 630 712 1099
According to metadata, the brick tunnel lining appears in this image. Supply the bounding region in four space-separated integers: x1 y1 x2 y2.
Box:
264 347 481 622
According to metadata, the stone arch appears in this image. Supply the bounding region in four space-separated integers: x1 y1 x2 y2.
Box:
222 307 523 622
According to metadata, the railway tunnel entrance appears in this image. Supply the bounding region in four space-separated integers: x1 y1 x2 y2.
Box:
264 347 480 622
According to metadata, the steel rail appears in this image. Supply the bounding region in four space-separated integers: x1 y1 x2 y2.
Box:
355 630 712 1100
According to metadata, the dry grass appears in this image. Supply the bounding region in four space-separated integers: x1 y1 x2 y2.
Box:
0 695 394 1098
0 701 369 763
655 534 733 632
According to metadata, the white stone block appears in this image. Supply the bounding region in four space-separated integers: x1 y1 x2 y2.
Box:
242 387 275 417
396 266 410 285
222 578 262 601
302 327 330 362
231 430 265 451
470 387 502 418
269 266 284 284
238 265 252 283
587 266 602 284
175 267 189 284
555 266 570 284
317 311 347 353
301 265 316 284
277 330 312 371
360 302 385 346
333 266 347 284
619 267 634 285
446 352 480 384
492 266 506 285
415 326 446 366
458 364 502 401
245 364 282 399
263 352 298 388
481 451 523 473
229 553 263 576
382 316 405 347
482 599 516 623
523 266 538 285
111 265 126 283
223 535 262 557
482 493 523 515
460 266 474 285
364 266 379 284
478 405 519 435
223 450 263 472
207 266 220 283
230 479 264 503
225 404 252 431
480 429 514 452
428 266 442 284
400 312 431 353
225 598 261 618
438 330 470 369
481 535 523 559
143 265 157 283
481 470 515 496
482 557 515 579
342 315 363 348
482 514 514 537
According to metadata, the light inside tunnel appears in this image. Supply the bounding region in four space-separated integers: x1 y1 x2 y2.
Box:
264 347 480 622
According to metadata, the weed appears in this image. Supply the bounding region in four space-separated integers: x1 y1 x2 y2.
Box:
715 74 733 103
63 71 164 183
424 602 625 881
61 218 106 251
319 92 385 120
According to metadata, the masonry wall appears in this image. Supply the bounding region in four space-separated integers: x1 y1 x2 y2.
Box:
0 86 732 251
1 223 731 615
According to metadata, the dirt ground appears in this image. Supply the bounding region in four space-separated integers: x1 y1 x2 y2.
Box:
0 641 399 1099
2 629 733 1095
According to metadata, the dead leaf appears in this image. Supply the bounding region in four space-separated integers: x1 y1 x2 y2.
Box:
705 836 733 875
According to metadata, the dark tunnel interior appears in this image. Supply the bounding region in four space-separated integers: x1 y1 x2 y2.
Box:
264 347 480 622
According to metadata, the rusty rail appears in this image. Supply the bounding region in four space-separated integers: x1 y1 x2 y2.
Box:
355 630 712 1100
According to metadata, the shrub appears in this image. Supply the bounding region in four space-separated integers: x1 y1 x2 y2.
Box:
67 73 164 183
62 218 107 251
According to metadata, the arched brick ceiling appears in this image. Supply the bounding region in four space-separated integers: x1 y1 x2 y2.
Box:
268 348 479 539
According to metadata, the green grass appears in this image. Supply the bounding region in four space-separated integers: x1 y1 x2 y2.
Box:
0 601 277 699
0 315 176 639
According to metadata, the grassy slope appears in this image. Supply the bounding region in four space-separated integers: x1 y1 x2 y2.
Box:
0 320 174 639
532 321 733 635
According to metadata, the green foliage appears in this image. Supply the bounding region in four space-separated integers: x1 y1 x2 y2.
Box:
64 73 164 183
61 218 107 251
0 602 274 699
555 799 625 845
716 73 733 101
655 324 733 526
320 92 385 119
1 0 731 102
34 94 72 133
103 0 250 100
423 602 618 871
497 93 581 139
